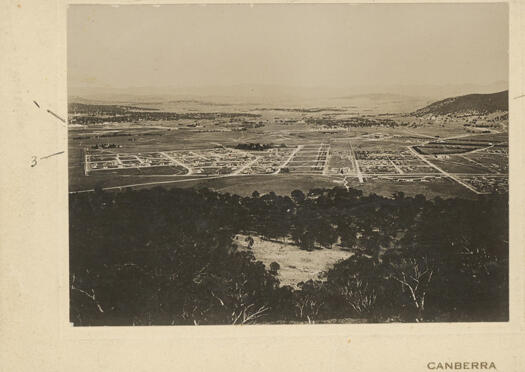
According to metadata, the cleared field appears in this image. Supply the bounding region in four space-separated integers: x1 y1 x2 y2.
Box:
355 176 475 199
415 145 480 155
93 166 188 176
236 235 352 288
428 157 492 174
466 152 507 173
161 174 338 196
393 123 469 138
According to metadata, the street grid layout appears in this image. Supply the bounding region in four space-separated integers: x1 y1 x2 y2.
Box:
83 132 508 195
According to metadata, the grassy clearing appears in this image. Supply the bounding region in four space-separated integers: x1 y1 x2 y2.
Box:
235 235 352 288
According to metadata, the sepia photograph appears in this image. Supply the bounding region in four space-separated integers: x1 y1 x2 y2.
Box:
67 3 509 326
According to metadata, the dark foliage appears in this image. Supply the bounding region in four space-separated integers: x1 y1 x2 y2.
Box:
413 90 508 116
234 143 277 151
68 103 261 125
70 186 508 325
306 116 400 128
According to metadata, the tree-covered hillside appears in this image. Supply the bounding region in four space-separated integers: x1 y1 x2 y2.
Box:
70 187 508 325
413 91 508 116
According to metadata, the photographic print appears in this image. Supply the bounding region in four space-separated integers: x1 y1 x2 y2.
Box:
68 3 509 326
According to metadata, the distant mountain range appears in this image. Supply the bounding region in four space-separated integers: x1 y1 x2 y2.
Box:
413 90 508 116
68 82 508 105
68 84 509 116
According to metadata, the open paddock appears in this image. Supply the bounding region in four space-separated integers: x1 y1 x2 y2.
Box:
427 157 492 174
89 166 189 176
466 152 508 173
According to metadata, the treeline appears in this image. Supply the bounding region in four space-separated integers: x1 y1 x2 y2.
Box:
90 143 122 149
259 107 346 113
68 103 261 125
70 187 508 325
70 112 261 125
69 103 161 114
306 117 401 128
234 143 285 151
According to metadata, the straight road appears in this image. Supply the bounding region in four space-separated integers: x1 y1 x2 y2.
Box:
348 141 363 183
160 152 193 176
407 146 483 194
232 156 261 175
322 147 331 175
388 158 404 174
403 130 437 139
273 145 303 175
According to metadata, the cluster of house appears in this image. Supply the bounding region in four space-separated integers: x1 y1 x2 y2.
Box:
462 176 509 193
240 148 297 174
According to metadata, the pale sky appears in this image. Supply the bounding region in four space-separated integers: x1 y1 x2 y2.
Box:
68 3 508 91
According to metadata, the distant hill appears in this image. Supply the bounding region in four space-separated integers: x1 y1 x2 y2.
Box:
413 90 508 116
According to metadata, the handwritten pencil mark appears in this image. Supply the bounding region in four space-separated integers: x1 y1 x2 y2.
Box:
30 151 65 167
40 151 65 160
46 109 66 124
32 100 67 125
